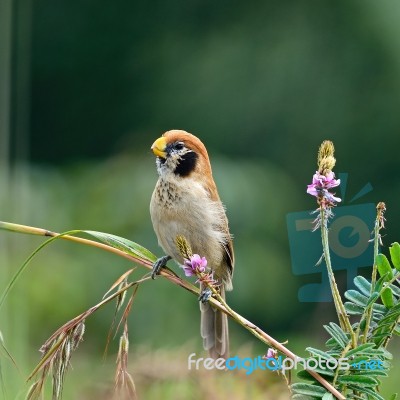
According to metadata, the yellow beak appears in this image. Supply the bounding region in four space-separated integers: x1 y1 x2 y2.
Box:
151 136 167 158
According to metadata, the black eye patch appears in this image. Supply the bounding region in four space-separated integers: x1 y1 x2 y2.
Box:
174 151 198 177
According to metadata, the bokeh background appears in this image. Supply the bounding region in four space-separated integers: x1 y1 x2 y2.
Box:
1 0 400 398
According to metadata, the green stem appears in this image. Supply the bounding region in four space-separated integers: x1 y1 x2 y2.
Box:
332 341 352 386
320 208 356 348
362 206 381 344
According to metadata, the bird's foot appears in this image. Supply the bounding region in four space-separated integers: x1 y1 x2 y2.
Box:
199 287 212 303
151 255 172 279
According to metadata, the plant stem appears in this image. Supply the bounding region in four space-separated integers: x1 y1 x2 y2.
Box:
0 221 154 267
0 220 346 400
332 341 352 387
362 204 383 344
320 208 356 348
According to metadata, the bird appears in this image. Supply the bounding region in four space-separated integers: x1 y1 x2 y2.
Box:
149 129 234 359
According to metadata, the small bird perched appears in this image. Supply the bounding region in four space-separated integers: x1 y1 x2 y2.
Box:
150 129 234 359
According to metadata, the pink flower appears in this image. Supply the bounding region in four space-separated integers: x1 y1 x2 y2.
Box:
182 254 208 277
266 348 277 359
307 171 341 204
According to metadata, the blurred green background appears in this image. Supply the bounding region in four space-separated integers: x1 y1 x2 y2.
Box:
1 0 400 398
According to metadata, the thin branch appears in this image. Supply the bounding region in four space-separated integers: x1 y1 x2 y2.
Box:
0 221 345 400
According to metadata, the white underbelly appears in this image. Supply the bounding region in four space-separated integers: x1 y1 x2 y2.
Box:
150 178 227 269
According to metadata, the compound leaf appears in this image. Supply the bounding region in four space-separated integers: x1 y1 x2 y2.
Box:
389 242 400 271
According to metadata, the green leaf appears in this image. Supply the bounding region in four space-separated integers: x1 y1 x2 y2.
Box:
291 383 327 397
345 302 363 315
350 355 369 366
372 303 388 314
374 306 400 341
345 290 368 306
372 315 384 325
354 275 372 296
85 231 157 263
359 318 366 331
366 291 380 307
374 321 395 334
352 369 388 377
376 254 393 281
386 302 400 314
325 337 340 349
389 242 400 270
0 225 163 315
306 347 334 360
376 313 394 326
323 323 348 349
372 333 391 344
330 322 348 338
346 343 376 358
389 283 400 297
337 374 378 386
378 312 399 325
374 274 388 293
297 368 335 380
347 386 385 400
322 394 334 400
369 347 392 359
381 287 394 309
389 394 398 400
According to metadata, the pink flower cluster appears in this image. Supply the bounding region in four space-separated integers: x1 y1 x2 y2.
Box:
182 254 208 277
307 171 341 204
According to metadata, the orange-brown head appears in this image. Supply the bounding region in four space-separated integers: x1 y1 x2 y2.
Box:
151 130 218 199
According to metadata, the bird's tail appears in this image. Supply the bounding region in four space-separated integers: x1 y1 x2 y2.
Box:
200 284 229 359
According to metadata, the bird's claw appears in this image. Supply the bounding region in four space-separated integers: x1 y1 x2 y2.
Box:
151 255 172 279
199 287 212 303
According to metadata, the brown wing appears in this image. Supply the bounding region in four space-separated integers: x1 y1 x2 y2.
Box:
208 180 235 284
197 148 234 281
223 234 234 277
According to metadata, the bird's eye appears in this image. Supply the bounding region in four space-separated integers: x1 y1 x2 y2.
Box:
173 142 184 151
